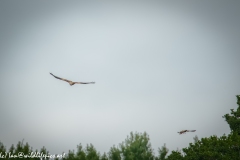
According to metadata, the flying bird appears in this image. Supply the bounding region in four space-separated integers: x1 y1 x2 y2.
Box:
50 73 95 86
178 130 196 135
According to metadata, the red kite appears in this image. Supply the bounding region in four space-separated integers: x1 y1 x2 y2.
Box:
178 130 196 135
50 73 95 86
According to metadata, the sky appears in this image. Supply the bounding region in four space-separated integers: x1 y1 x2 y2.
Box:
0 0 240 156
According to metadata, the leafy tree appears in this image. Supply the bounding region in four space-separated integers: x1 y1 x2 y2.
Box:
10 140 30 160
1 95 240 160
64 150 76 160
101 152 108 160
85 144 100 160
39 146 50 160
179 132 240 159
223 95 240 134
165 95 240 159
0 142 7 160
63 144 100 160
8 144 15 154
156 143 169 160
3 140 42 160
33 149 41 160
13 140 25 157
0 141 6 153
165 151 183 160
75 144 86 160
108 145 121 160
23 142 31 155
119 131 155 160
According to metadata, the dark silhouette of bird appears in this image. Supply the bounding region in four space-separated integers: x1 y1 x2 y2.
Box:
50 73 95 86
178 130 196 135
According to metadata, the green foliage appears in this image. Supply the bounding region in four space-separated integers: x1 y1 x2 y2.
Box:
101 152 108 160
9 140 32 160
8 144 15 154
119 131 155 160
85 144 100 160
108 145 121 160
63 143 100 160
64 150 76 160
165 95 240 160
165 151 183 160
223 95 240 134
0 140 44 160
156 143 169 160
177 133 240 159
39 146 50 160
0 141 6 153
1 95 240 160
75 144 86 160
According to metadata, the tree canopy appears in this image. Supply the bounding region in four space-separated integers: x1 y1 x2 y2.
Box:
1 95 239 160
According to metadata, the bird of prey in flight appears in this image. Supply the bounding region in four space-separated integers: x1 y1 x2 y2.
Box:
178 130 196 135
50 73 95 86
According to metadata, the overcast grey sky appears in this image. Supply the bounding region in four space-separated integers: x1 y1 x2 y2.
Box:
0 0 240 156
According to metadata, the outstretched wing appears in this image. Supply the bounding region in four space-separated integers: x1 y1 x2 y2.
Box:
178 130 187 134
74 82 95 84
50 73 72 83
186 130 196 132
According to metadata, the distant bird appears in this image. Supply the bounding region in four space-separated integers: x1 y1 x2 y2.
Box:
50 73 95 86
178 130 196 135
